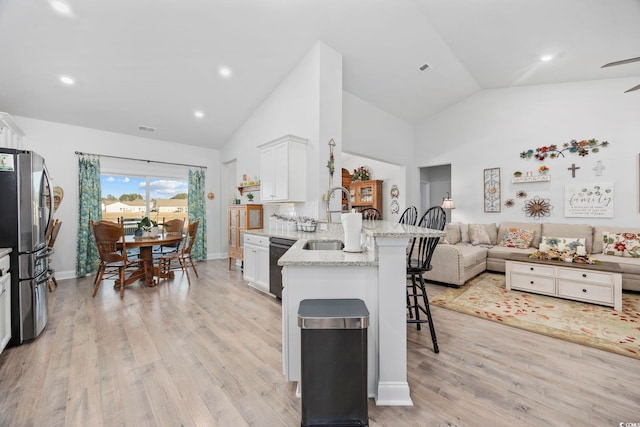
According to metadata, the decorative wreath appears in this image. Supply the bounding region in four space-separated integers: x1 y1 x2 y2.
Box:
523 196 552 219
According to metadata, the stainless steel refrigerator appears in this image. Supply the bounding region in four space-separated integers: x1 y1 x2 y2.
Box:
0 148 53 345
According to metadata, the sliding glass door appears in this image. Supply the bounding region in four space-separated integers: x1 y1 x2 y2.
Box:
100 174 188 226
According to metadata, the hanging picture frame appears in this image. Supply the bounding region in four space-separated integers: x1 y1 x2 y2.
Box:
483 167 501 212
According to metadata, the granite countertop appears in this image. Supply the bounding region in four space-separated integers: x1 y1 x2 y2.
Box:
246 220 445 267
0 248 12 258
279 237 377 267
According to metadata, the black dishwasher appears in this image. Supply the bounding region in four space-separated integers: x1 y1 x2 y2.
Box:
269 237 296 299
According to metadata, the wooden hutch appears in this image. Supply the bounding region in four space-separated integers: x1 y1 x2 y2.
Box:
351 179 384 217
227 204 263 269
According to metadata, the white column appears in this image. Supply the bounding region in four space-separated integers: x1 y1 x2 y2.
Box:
375 236 413 406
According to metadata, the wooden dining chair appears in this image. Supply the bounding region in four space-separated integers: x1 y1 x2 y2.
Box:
91 219 144 298
46 219 62 292
157 220 200 286
156 218 185 256
360 207 381 220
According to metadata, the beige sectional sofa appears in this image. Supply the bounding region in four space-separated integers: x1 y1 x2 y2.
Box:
424 221 640 292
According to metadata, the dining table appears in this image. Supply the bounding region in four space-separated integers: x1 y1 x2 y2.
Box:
122 233 183 286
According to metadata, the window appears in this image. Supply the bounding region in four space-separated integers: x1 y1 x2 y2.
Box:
101 174 189 227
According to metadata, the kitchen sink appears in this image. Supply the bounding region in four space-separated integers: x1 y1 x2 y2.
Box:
302 240 344 250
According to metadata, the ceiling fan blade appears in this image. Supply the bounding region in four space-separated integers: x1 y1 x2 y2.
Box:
624 83 640 93
601 56 640 68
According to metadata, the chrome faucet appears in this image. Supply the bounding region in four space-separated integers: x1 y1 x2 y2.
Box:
326 186 351 222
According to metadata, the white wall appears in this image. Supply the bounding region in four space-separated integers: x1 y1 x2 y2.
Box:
415 77 640 227
342 91 416 208
13 116 222 280
220 41 343 222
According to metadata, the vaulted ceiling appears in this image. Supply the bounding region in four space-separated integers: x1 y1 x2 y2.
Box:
1 0 638 149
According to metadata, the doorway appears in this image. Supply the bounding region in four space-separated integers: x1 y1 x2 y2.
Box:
342 152 406 221
419 164 452 222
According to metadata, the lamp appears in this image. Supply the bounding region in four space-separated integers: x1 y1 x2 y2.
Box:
441 192 455 209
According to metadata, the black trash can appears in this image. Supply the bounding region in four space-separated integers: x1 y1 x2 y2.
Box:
298 298 369 427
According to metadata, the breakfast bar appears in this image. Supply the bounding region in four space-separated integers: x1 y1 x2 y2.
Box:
278 220 445 406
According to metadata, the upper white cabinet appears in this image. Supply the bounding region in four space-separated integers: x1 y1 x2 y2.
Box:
259 135 307 202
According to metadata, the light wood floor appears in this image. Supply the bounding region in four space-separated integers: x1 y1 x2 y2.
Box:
0 260 638 426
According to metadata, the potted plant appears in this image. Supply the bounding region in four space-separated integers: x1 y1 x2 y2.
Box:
137 211 165 237
351 165 370 182
246 192 255 202
137 216 155 237
513 171 523 177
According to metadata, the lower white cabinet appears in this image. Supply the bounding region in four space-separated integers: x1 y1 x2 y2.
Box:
0 252 11 354
243 234 270 294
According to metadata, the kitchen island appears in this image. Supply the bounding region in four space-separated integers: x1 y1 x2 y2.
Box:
278 220 445 406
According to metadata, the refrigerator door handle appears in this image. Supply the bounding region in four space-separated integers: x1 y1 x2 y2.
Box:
43 163 54 236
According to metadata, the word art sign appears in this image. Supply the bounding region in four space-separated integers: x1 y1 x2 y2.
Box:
564 182 614 218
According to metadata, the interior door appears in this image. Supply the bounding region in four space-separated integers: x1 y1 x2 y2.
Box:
420 181 430 215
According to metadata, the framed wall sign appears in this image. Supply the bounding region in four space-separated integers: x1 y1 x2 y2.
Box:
565 182 614 218
483 167 501 213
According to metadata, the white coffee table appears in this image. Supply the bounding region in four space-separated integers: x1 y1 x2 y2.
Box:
505 255 622 311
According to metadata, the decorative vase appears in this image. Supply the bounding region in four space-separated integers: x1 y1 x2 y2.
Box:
150 226 160 238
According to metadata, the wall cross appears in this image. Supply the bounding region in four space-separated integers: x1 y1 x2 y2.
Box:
567 163 580 178
593 160 605 176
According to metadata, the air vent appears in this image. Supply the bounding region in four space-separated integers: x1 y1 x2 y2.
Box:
418 63 430 72
137 125 156 133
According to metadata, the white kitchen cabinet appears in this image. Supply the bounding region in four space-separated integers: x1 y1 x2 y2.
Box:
259 135 307 202
243 233 270 294
0 250 12 354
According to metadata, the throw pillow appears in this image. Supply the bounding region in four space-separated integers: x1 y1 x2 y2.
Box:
540 236 586 252
445 223 462 245
459 223 470 243
603 232 640 258
480 223 499 245
469 224 491 246
499 228 535 249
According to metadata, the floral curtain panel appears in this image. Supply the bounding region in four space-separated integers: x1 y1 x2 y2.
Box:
76 155 102 276
188 169 207 260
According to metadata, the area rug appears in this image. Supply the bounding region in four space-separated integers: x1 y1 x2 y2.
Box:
431 272 640 359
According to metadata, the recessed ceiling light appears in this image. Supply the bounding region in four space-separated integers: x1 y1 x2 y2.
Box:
50 0 73 16
540 55 554 62
218 66 232 78
194 110 204 118
59 75 75 85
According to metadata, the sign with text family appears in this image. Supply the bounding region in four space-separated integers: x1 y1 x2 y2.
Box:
564 182 614 218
